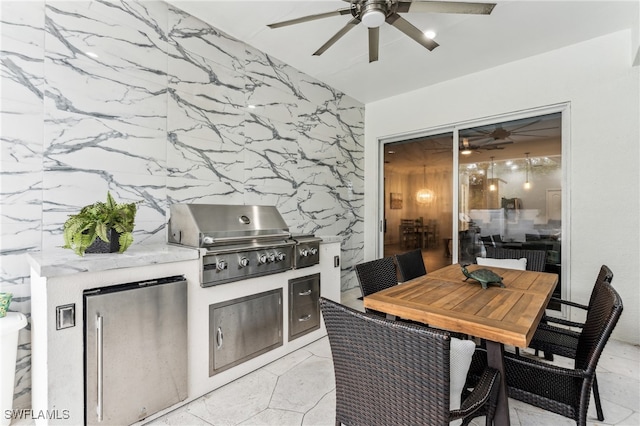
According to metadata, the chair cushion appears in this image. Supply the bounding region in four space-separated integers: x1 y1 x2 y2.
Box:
477 257 527 270
450 337 476 414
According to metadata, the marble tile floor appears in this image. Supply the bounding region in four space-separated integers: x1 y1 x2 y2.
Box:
148 287 639 426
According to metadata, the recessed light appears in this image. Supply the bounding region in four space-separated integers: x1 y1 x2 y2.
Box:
424 30 436 39
248 104 256 109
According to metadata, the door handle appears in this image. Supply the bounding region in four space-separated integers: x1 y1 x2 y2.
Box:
216 327 223 349
298 289 312 296
298 314 312 322
96 314 104 422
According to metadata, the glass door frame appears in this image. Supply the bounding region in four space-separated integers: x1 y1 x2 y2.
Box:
378 103 570 314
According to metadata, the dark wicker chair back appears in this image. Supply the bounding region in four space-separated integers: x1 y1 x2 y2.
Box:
354 257 398 317
485 246 546 272
499 278 623 426
586 264 614 312
394 249 427 282
319 297 500 426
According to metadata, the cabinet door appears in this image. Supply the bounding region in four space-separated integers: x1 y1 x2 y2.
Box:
209 289 283 375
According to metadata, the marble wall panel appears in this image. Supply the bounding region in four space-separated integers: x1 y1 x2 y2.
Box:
44 1 169 87
40 169 168 251
167 176 245 205
0 0 364 410
167 5 252 73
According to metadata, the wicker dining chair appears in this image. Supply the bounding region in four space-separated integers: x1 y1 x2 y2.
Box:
394 249 427 282
319 297 500 426
469 275 623 426
354 257 399 317
526 265 614 420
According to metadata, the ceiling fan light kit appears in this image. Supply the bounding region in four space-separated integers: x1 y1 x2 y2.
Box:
267 0 496 63
361 2 386 27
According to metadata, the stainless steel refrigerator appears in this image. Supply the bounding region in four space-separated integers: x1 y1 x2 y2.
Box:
84 276 188 425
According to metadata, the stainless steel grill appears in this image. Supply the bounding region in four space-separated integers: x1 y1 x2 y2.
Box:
168 204 320 287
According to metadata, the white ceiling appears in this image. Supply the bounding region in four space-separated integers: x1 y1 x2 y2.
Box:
168 0 639 104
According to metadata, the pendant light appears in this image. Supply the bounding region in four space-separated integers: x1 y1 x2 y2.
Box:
524 152 531 189
416 165 434 204
489 156 496 191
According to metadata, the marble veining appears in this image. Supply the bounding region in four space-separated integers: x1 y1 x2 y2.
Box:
1 0 364 409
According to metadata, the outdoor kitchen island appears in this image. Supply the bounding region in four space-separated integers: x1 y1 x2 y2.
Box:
28 239 341 425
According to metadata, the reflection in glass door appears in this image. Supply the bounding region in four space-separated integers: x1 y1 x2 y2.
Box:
458 112 563 308
383 132 453 273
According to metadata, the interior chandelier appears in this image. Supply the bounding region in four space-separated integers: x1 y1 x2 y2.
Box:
416 165 434 204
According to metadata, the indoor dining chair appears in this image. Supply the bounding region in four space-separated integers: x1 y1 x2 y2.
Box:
319 297 500 426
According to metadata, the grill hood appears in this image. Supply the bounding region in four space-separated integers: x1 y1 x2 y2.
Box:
168 204 291 248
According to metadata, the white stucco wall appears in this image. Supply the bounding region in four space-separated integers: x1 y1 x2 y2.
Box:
364 30 640 344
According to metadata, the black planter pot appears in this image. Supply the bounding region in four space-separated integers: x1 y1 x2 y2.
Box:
86 228 121 254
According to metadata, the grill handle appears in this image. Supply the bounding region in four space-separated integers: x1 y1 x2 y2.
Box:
205 232 291 243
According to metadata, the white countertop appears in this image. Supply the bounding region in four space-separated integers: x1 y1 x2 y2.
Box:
27 244 200 278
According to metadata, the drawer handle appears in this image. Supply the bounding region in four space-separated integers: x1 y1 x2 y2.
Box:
298 289 312 296
298 314 312 322
216 327 223 349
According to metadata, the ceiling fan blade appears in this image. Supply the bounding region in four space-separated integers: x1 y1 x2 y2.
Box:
386 13 439 51
369 27 379 63
313 18 359 56
397 1 496 15
267 8 352 29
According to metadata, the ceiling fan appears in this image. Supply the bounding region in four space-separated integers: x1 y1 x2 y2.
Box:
267 0 496 63
460 137 512 154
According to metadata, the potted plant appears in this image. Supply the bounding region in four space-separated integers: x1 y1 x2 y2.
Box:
62 191 138 256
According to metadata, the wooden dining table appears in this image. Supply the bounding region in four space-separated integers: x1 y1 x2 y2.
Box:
363 263 558 426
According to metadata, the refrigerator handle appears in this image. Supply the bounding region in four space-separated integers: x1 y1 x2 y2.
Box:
96 314 104 422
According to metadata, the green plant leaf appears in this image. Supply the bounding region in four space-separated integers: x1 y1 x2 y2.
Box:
118 232 133 253
95 221 109 242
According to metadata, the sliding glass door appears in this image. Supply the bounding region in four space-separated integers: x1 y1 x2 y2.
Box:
458 112 563 307
380 110 563 307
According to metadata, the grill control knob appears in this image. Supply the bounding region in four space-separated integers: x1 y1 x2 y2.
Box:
300 248 309 257
276 252 286 262
310 247 318 256
202 236 214 245
216 259 228 271
258 254 268 264
268 253 276 263
239 257 249 267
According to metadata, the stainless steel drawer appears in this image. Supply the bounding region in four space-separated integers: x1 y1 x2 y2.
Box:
289 273 320 340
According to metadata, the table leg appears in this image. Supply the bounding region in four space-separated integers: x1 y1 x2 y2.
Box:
485 340 510 426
